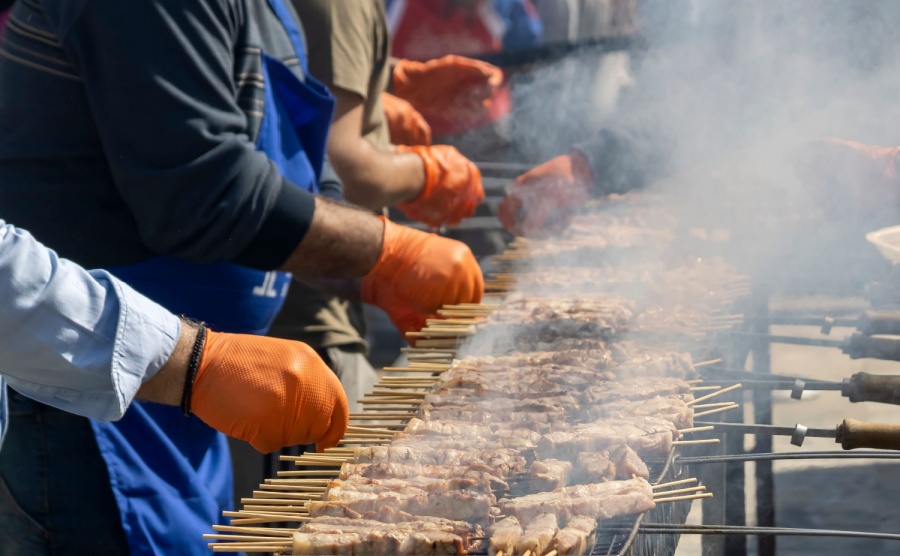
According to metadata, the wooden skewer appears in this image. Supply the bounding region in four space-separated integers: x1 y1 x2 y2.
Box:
652 478 697 489
693 358 722 367
253 489 325 497
242 497 317 505
691 402 736 410
673 438 720 446
496 551 504 556
276 470 340 477
204 534 292 542
690 386 722 392
211 544 292 553
522 550 533 556
693 404 740 418
259 485 328 493
545 550 558 556
338 439 392 445
223 510 310 520
652 485 707 497
686 383 742 406
653 492 714 504
211 525 295 536
345 426 401 435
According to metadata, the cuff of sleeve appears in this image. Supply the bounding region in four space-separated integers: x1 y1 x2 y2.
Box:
232 179 317 270
104 271 181 419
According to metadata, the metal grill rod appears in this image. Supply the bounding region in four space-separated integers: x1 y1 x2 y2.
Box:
619 524 900 542
674 450 900 465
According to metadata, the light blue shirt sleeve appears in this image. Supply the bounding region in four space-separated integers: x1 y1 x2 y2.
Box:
0 221 181 440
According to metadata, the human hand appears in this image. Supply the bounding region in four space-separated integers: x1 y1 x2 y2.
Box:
499 151 593 237
190 331 349 453
392 55 503 123
382 92 432 146
361 217 483 315
396 144 484 227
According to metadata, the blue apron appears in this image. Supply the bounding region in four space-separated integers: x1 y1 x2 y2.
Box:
89 2 335 553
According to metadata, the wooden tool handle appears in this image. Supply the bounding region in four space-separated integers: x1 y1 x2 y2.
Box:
843 333 900 362
843 372 900 405
837 418 900 450
858 310 900 336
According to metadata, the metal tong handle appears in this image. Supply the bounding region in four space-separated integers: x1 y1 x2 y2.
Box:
837 418 900 451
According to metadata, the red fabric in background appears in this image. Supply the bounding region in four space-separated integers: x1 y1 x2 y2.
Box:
390 0 510 135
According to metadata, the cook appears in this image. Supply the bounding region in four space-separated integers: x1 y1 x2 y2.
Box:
0 0 483 553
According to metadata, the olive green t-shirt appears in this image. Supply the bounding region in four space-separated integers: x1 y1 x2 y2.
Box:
294 0 391 149
272 0 393 351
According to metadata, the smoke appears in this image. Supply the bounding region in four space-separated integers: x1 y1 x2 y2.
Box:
507 0 900 294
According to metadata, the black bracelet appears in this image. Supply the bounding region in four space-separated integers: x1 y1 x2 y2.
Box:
181 322 208 417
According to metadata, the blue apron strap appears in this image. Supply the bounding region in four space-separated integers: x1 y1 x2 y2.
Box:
265 0 308 73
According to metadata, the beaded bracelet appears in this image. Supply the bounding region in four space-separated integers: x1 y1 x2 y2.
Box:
181 322 208 417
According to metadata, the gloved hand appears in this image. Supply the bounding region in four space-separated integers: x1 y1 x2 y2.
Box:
396 144 484 227
361 217 483 316
392 55 503 123
190 330 349 454
382 92 432 147
499 151 593 237
791 138 900 220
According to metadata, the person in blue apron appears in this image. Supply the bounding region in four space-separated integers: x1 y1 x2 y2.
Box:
0 0 484 554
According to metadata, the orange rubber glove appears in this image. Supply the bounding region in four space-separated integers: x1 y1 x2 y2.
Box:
190 331 349 454
498 151 594 238
382 92 432 147
392 55 503 122
791 138 900 220
396 144 484 228
361 217 483 316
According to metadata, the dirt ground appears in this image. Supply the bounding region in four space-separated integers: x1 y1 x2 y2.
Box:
675 298 900 555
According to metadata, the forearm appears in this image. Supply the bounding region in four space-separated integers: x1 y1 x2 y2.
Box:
136 321 198 406
0 222 180 421
278 196 385 277
329 139 425 211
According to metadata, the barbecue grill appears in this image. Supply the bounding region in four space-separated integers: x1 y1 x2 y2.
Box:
207 166 900 556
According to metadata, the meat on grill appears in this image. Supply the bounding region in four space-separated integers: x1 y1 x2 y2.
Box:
352 447 527 475
291 530 468 556
528 459 573 492
539 417 677 460
498 478 655 525
517 513 559 556
326 475 495 496
552 515 598 556
309 488 495 524
488 516 522 556
339 462 509 490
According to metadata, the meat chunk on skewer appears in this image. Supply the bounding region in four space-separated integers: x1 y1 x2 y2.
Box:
552 515 598 556
327 475 495 495
539 417 677 460
498 478 655 525
310 488 495 524
489 516 522 556
291 531 468 556
352 447 527 475
517 513 559 556
339 462 509 490
528 459 573 492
